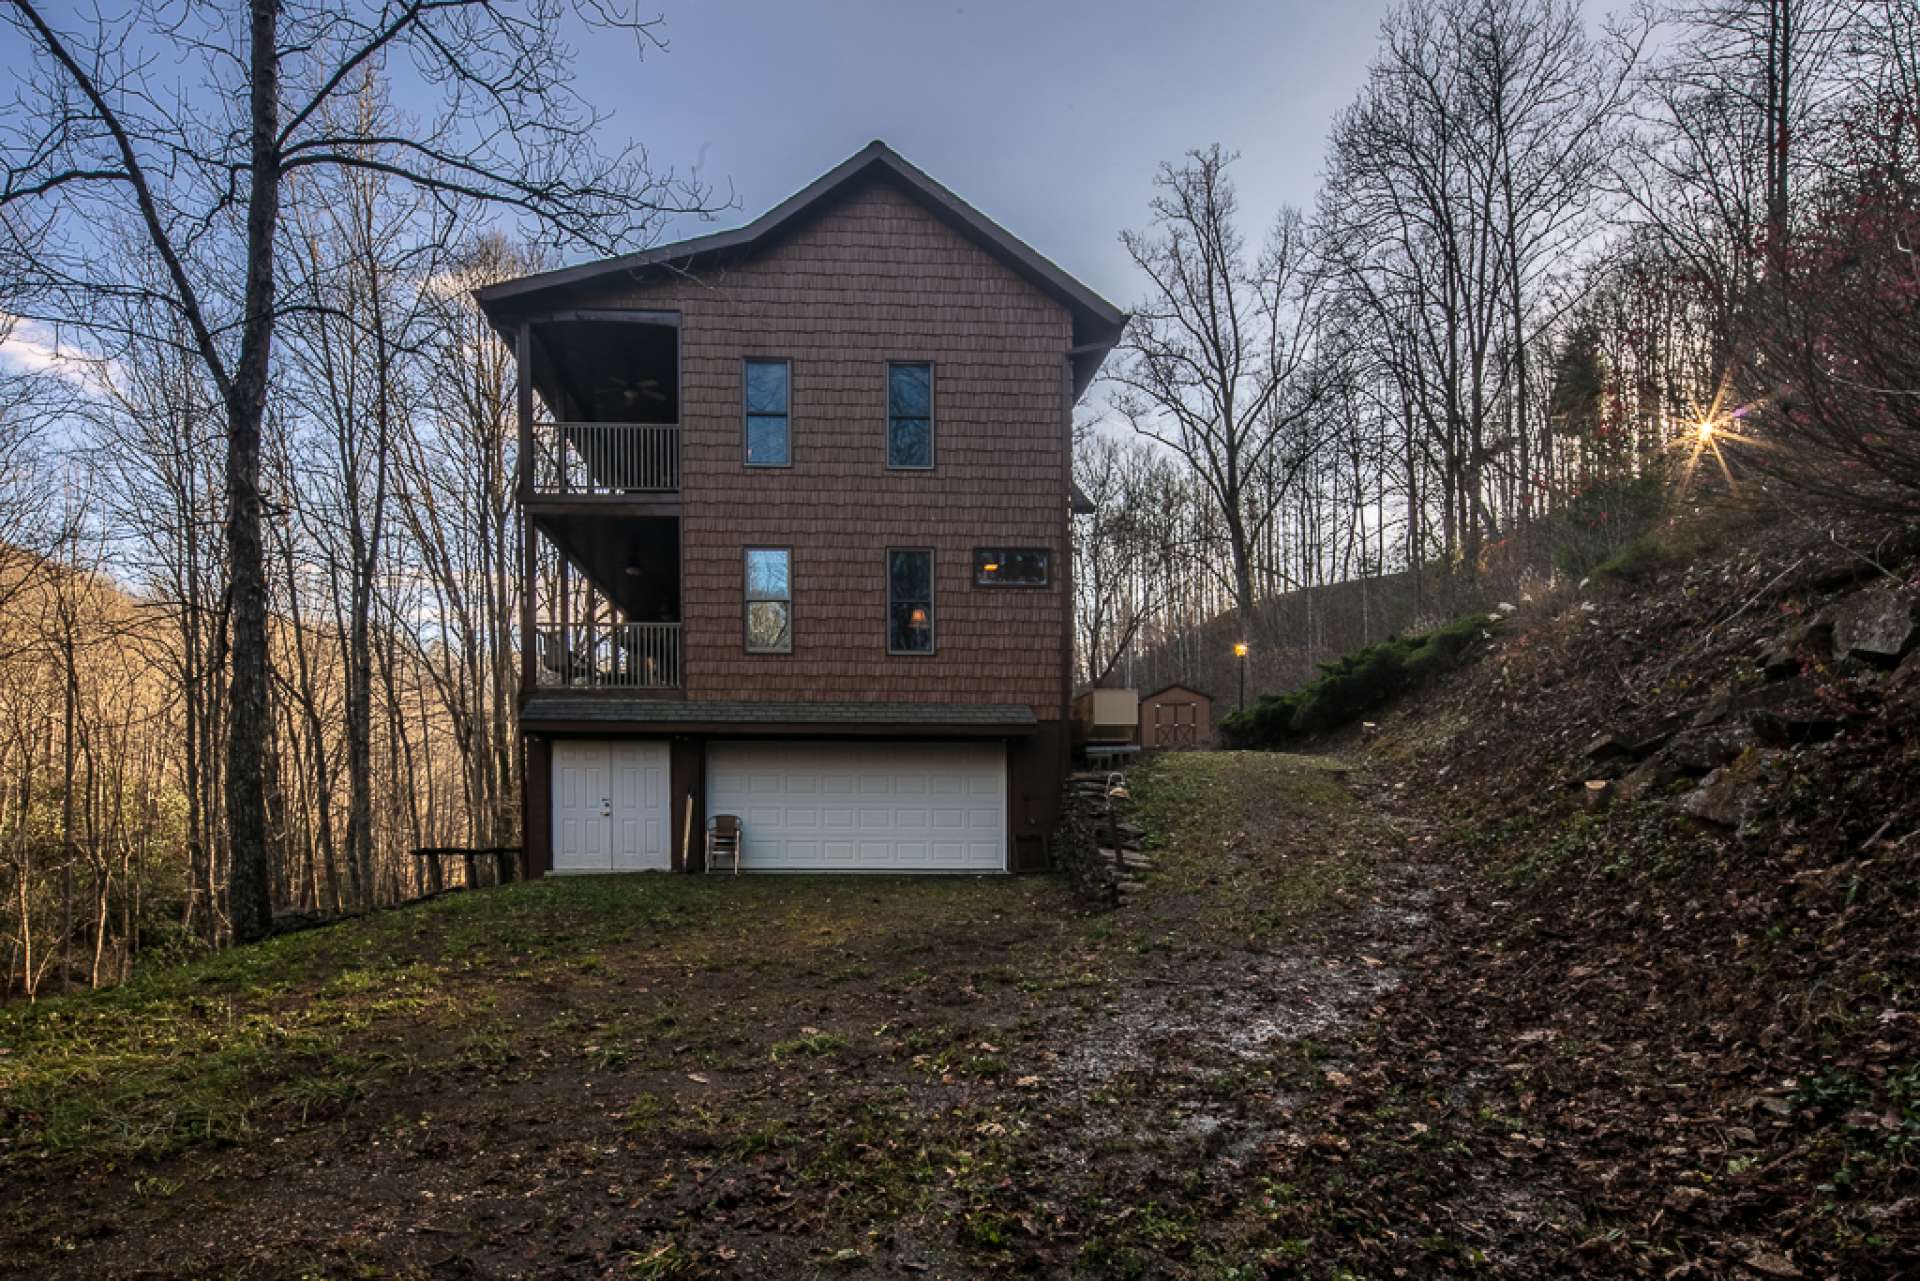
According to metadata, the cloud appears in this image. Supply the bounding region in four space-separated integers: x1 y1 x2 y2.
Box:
0 314 116 393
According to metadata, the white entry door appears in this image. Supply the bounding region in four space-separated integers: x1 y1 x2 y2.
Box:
608 741 671 870
705 741 1006 873
552 740 671 872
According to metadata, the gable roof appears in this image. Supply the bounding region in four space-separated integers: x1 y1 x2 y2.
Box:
1142 682 1214 703
475 140 1130 398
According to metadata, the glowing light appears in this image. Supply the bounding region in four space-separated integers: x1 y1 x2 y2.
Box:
908 607 929 627
1233 642 1249 658
1671 371 1771 495
982 562 999 572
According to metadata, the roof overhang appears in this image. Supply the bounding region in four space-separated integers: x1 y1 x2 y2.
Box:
476 141 1129 400
520 696 1038 738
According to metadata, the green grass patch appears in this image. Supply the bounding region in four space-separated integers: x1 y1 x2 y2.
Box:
769 1030 848 1061
1127 752 1365 937
0 872 1062 1180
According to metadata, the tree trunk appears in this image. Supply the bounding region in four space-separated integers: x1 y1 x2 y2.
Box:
224 0 284 945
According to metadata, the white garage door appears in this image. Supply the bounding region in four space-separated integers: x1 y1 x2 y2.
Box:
552 740 671 872
705 741 1006 873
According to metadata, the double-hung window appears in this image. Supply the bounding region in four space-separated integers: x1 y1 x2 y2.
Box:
744 359 790 466
744 548 792 653
887 362 933 469
887 548 935 654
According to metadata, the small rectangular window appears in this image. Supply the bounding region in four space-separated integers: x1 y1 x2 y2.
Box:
744 359 790 466
974 547 1050 587
887 362 933 469
744 547 791 653
887 548 934 654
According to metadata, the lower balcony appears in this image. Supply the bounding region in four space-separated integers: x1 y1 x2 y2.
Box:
534 621 682 690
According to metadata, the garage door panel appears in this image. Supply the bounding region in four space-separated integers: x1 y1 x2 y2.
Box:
707 741 1006 873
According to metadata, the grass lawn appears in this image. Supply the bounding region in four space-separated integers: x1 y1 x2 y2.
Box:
1 752 1403 1281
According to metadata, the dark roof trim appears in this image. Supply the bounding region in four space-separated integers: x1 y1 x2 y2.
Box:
525 719 1031 740
476 140 1129 366
1141 682 1214 702
1069 481 1097 515
520 696 1037 733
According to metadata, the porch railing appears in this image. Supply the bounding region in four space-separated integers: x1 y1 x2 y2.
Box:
534 621 682 689
531 421 680 495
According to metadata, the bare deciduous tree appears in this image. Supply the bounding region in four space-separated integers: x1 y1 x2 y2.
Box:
1 0 714 938
1111 146 1332 644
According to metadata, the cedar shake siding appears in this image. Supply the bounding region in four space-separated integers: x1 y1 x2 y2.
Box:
584 181 1073 714
482 142 1127 878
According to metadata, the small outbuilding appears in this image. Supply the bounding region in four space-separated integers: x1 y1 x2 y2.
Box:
1140 683 1214 749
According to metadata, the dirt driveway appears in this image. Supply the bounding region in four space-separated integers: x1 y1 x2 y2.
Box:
4 752 1444 1280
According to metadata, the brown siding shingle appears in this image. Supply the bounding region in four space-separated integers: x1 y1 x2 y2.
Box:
569 181 1071 717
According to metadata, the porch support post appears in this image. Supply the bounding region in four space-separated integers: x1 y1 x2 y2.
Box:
517 321 536 696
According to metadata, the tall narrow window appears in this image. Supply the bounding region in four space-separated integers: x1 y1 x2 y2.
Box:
744 359 790 466
744 548 791 653
887 548 935 654
887 362 933 468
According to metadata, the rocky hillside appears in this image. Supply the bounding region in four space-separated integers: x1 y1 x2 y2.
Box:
1318 505 1920 1276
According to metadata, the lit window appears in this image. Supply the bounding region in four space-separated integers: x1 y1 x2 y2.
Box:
744 359 790 466
887 548 934 654
887 363 933 468
973 547 1050 587
744 548 791 653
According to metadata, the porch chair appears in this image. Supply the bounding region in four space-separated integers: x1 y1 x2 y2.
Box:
706 814 744 876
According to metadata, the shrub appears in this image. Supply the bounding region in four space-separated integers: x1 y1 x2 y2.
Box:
1543 469 1670 580
1219 613 1495 749
1589 531 1672 584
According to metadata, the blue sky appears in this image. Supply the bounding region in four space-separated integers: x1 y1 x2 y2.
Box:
0 0 1394 373
579 0 1397 309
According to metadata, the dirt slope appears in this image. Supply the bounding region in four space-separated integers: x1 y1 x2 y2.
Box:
1298 507 1920 1277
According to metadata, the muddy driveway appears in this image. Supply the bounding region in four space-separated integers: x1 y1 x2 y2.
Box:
5 752 1448 1280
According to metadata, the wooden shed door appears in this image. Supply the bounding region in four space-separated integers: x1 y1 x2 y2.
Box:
1154 702 1197 747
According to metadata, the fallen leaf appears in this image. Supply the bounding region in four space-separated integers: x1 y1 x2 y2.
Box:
1743 1251 1802 1278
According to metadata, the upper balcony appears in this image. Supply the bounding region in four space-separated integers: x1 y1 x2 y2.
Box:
532 421 680 497
517 310 681 505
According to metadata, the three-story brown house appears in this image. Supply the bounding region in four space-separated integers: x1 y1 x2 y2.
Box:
478 142 1125 875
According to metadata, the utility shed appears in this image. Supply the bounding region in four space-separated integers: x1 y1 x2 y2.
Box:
1140 683 1213 749
1072 688 1139 746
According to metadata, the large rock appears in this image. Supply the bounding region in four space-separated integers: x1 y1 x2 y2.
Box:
1582 731 1639 765
1755 616 1834 681
1676 753 1777 832
1679 767 1746 828
1617 756 1688 802
1666 725 1757 775
1582 711 1690 768
1833 587 1919 665
1692 675 1815 729
1750 707 1844 747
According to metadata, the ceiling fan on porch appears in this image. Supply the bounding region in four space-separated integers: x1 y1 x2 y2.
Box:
591 373 669 418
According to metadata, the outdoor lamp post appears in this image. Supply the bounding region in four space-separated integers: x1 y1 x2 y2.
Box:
1233 642 1249 710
